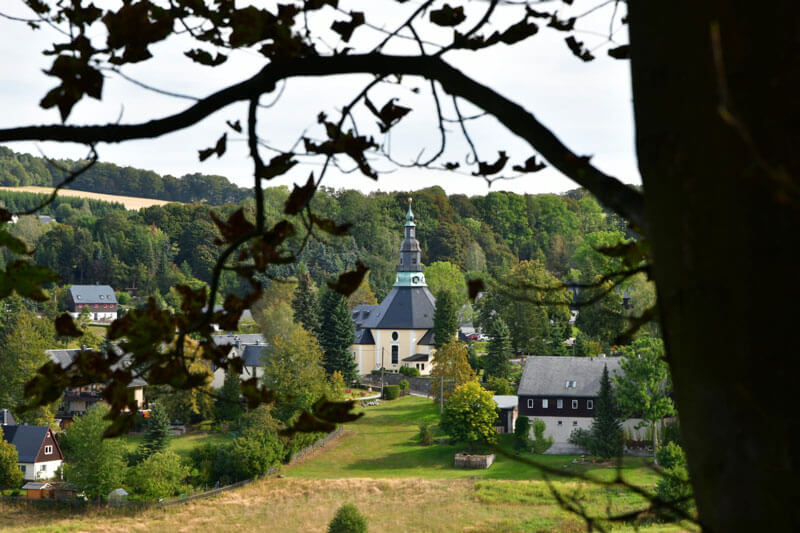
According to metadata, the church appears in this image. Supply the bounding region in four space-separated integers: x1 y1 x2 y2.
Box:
351 200 438 376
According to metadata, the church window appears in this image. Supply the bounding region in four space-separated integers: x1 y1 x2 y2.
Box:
412 258 417 264
392 331 399 341
391 345 398 365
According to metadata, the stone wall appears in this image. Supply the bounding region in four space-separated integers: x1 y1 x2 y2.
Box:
454 453 495 469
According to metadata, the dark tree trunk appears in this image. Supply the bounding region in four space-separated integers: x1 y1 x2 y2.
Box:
628 2 799 531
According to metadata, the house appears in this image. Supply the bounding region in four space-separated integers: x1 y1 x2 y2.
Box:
210 333 268 388
203 304 255 331
493 395 518 434
517 356 644 454
350 200 438 376
66 285 118 322
46 345 147 418
1 420 64 481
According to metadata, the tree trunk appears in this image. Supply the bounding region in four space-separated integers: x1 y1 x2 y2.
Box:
629 2 799 531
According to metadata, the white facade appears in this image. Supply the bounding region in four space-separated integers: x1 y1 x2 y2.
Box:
19 459 62 482
354 328 435 376
211 364 264 389
526 415 645 455
69 310 117 321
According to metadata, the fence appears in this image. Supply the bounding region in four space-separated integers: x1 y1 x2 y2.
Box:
1 426 346 511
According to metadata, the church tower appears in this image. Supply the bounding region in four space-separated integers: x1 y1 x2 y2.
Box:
350 198 438 375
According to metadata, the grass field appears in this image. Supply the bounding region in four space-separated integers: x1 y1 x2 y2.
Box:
119 432 233 459
0 186 174 209
0 396 696 532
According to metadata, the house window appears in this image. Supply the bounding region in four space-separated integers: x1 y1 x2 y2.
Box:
542 399 549 408
19 465 26 474
573 421 578 426
420 364 425 371
392 331 399 341
557 420 563 426
39 464 46 471
571 400 578 409
391 345 398 365
557 399 563 409
527 399 534 408
587 400 594 409
44 445 53 455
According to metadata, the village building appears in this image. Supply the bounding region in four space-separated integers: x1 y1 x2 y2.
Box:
66 284 118 322
1 413 64 481
351 201 438 376
517 356 644 454
210 333 268 388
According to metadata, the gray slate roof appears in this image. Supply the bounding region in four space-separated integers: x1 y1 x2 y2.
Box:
68 285 117 305
517 356 621 397
361 286 436 330
352 304 380 330
402 353 429 362
1 425 48 462
493 395 518 410
46 347 148 387
354 328 375 345
418 330 435 346
241 344 268 367
1 408 16 426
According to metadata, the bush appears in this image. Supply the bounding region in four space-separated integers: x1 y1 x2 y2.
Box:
655 464 694 519
485 376 513 395
398 379 410 394
418 423 434 446
513 416 532 452
662 420 682 447
328 503 367 533
383 384 400 400
531 418 554 454
116 291 131 305
399 366 420 377
656 441 686 470
568 427 593 451
126 450 189 500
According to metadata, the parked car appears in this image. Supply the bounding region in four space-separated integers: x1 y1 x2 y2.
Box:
466 333 480 341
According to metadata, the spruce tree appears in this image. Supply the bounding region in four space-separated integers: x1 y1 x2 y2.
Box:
292 263 320 336
215 367 244 423
141 402 170 458
318 288 357 382
432 289 458 348
590 365 623 459
484 317 512 380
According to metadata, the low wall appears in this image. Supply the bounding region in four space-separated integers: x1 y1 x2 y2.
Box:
454 453 495 469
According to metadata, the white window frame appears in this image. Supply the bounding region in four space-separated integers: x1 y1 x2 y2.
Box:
542 399 549 408
527 399 534 408
571 400 578 409
44 445 53 455
587 400 594 409
557 399 563 409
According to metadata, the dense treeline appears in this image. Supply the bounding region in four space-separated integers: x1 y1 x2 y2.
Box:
0 147 251 205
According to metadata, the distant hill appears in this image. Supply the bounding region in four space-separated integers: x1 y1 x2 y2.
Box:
0 146 251 205
0 186 173 210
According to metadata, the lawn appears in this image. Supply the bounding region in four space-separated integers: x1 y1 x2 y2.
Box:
119 431 232 459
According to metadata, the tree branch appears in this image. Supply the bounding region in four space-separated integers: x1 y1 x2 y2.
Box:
0 53 646 232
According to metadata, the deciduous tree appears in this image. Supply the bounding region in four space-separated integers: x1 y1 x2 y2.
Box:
0 438 23 490
440 380 497 452
429 340 475 406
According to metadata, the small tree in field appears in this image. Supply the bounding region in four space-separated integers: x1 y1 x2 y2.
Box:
530 418 554 454
513 416 532 452
0 438 23 490
440 381 498 452
328 503 367 533
590 365 623 459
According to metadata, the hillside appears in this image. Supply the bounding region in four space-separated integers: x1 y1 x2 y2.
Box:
0 186 173 210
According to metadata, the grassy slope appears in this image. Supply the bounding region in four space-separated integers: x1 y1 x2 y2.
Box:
0 396 695 532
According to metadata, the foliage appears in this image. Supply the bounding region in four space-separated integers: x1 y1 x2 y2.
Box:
513 416 532 452
215 367 244 423
425 261 467 309
432 289 458 348
568 428 593 451
318 288 357 382
485 376 513 395
383 385 400 400
614 338 675 458
347 272 378 309
417 423 434 446
399 366 420 377
590 365 623 459
263 325 328 423
440 381 498 450
328 503 368 533
138 402 170 460
126 450 190 500
0 438 23 490
530 418 554 454
656 442 686 470
116 291 132 305
655 464 694 520
483 317 512 380
227 428 285 481
429 340 476 406
59 404 127 500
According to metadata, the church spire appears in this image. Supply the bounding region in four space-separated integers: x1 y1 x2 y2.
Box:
395 197 426 286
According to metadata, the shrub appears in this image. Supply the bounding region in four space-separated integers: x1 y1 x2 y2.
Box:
656 441 686 470
513 416 532 452
398 379 410 394
655 464 694 519
328 503 367 533
116 291 131 305
485 376 513 395
383 384 400 400
662 420 682 447
399 366 420 377
418 423 434 446
531 418 554 454
126 450 190 500
568 427 593 451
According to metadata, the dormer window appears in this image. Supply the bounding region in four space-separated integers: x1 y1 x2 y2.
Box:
44 445 53 455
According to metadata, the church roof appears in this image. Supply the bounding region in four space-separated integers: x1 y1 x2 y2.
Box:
402 353 429 362
354 328 375 345
418 329 436 345
361 286 436 330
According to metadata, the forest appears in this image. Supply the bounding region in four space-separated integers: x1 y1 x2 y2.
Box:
0 147 651 356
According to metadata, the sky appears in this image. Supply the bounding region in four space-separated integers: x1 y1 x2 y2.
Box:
0 0 640 197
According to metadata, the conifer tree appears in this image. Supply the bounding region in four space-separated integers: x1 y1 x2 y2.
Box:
432 289 458 348
141 402 170 458
292 263 320 336
590 365 623 459
318 288 357 382
215 367 244 423
484 317 512 380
